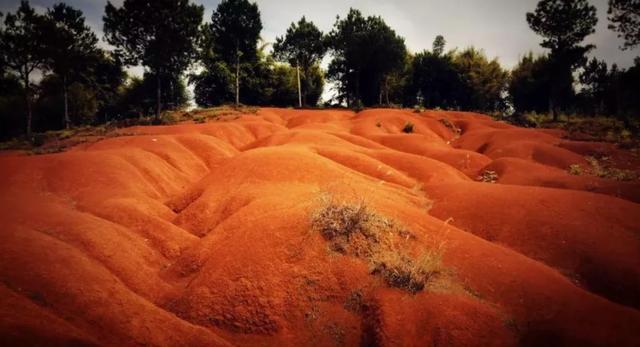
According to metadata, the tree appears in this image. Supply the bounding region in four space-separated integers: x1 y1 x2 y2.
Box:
103 0 203 119
509 53 552 114
578 58 610 115
526 0 598 120
114 72 189 119
89 51 127 123
45 3 99 129
0 1 50 137
205 0 262 106
407 50 463 109
327 8 407 107
618 58 640 122
432 35 446 56
191 61 234 107
35 75 98 129
608 0 640 49
273 16 326 107
453 48 509 112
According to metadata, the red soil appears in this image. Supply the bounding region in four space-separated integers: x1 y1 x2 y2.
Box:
0 108 639 346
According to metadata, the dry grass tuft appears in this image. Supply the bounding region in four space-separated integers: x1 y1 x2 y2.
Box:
568 156 637 181
370 248 444 293
568 164 583 176
585 156 637 181
477 170 499 183
310 194 445 293
438 118 461 137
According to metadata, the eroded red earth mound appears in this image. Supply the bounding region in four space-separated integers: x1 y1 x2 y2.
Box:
1 108 639 346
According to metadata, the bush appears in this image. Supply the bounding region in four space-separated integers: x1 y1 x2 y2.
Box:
310 195 444 293
477 170 498 183
568 164 583 175
402 122 415 133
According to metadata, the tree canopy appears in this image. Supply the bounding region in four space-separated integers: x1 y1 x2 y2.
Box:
45 2 99 128
205 0 262 105
0 1 51 136
526 0 598 119
273 16 326 107
327 8 407 107
608 0 640 49
104 0 203 118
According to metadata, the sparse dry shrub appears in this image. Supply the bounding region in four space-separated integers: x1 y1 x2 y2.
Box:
584 156 637 181
310 194 445 293
402 122 415 133
193 114 207 124
438 118 461 137
568 164 583 176
370 248 444 293
477 170 499 183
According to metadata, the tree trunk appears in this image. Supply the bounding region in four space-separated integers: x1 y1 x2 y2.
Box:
385 78 390 105
296 63 302 108
24 69 32 138
156 73 162 120
235 41 240 107
549 97 557 122
63 75 70 129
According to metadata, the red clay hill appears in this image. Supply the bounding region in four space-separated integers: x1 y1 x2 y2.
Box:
1 108 639 346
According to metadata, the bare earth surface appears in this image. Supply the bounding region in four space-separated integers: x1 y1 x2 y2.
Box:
1 108 639 346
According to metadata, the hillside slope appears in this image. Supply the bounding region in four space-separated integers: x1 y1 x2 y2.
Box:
1 108 639 346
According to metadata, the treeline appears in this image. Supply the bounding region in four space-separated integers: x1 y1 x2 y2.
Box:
0 0 639 140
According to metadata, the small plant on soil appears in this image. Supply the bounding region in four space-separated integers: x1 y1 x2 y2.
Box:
193 115 207 124
310 195 444 293
568 164 583 176
402 122 415 133
370 248 443 293
375 121 382 128
438 118 462 137
585 156 637 181
477 170 499 183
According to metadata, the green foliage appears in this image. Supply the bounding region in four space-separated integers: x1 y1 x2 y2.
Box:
273 16 326 106
407 44 508 112
406 47 462 109
0 73 25 139
193 47 325 108
45 3 98 78
327 8 407 107
0 1 51 136
45 3 99 128
104 0 203 118
192 61 235 107
509 53 552 114
204 0 262 105
89 51 127 123
432 35 446 56
206 0 262 66
35 76 98 129
453 47 509 112
608 0 640 50
114 73 189 119
527 0 597 53
526 0 598 119
578 58 612 115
